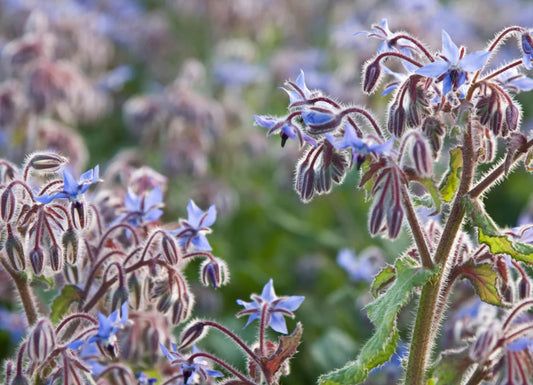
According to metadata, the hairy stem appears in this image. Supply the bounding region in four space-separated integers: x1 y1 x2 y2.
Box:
1 257 38 326
405 120 475 384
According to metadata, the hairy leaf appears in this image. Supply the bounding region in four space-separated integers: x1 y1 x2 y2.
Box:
455 261 501 306
50 284 83 324
428 347 472 385
371 264 396 297
319 257 437 385
439 147 462 202
261 323 303 384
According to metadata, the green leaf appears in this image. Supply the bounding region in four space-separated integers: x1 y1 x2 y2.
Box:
371 265 396 297
464 197 533 264
455 261 501 306
50 284 83 324
428 347 472 385
439 147 462 202
319 257 437 385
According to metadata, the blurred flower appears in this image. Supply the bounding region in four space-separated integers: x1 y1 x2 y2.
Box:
116 186 164 227
35 165 100 204
236 279 304 334
336 247 384 283
496 68 533 92
0 308 26 343
136 372 157 385
415 30 490 96
170 200 216 251
521 31 533 70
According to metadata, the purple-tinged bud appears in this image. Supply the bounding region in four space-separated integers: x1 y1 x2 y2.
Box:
71 201 87 230
27 319 56 363
179 321 207 350
49 244 62 272
200 258 229 289
469 324 500 362
387 205 404 239
363 60 382 94
502 282 514 303
27 151 67 173
1 188 16 222
369 203 385 235
518 278 531 300
62 227 79 265
412 137 433 177
171 292 194 325
0 161 17 182
112 287 130 312
505 103 520 134
161 234 180 265
10 375 30 385
64 264 80 284
296 168 315 203
388 105 406 137
128 273 142 310
5 232 25 271
421 117 444 157
29 247 45 275
156 292 172 314
490 110 503 136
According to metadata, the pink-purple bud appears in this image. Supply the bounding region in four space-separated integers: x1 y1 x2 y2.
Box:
128 273 142 310
29 247 45 275
161 234 180 265
504 103 520 134
71 201 87 230
518 278 531 300
200 258 228 289
179 321 206 349
412 137 433 177
62 228 79 265
369 203 384 235
5 232 25 271
27 319 56 363
156 292 172 314
1 188 16 222
469 325 500 362
27 151 67 173
387 204 404 239
363 60 382 94
490 110 503 136
49 244 62 272
388 105 406 137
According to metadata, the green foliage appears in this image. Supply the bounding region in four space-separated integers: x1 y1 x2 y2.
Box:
318 257 437 385
50 285 83 324
439 147 463 203
371 264 395 297
454 261 501 306
428 347 472 385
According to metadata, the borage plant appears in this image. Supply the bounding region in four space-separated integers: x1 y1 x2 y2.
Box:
0 153 304 385
257 21 533 385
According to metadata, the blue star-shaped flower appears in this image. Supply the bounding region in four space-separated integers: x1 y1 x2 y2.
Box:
279 70 313 105
116 187 164 227
170 200 216 251
325 124 394 168
415 30 490 96
254 114 317 148
88 302 129 353
35 165 100 204
160 344 223 385
236 279 304 334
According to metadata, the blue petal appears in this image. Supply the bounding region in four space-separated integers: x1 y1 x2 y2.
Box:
277 295 305 312
459 51 490 72
125 189 140 211
160 343 173 361
381 83 398 97
523 53 533 70
205 369 224 378
192 234 212 251
280 87 302 104
269 312 288 334
295 70 311 98
35 192 69 204
254 115 277 129
146 186 163 209
120 301 128 324
62 169 79 196
187 200 204 229
369 137 394 155
301 109 335 126
441 30 459 64
508 337 532 352
261 279 276 302
242 313 260 329
442 73 453 96
281 124 297 140
511 76 533 91
337 248 357 272
202 205 217 227
415 60 450 78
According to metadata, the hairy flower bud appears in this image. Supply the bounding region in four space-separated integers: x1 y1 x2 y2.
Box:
49 244 62 272
179 321 207 350
5 231 25 271
29 247 45 275
518 277 531 300
62 227 79 265
504 103 520 134
128 273 142 310
161 233 180 265
469 324 500 362
27 319 56 363
387 204 404 239
27 151 67 173
71 201 87 230
171 289 194 325
157 292 172 314
412 137 433 177
200 257 229 289
363 60 382 94
388 104 406 137
421 117 444 158
1 188 16 222
369 203 385 236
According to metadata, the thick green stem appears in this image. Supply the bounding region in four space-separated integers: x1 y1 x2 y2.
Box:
1 257 38 326
405 122 475 384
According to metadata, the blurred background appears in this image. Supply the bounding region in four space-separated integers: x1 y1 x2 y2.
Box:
1 0 533 384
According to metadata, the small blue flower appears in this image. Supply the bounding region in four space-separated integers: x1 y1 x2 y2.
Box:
325 124 394 168
116 187 164 227
88 302 129 355
415 30 490 96
254 115 316 147
381 66 407 97
136 372 157 385
35 165 100 204
521 32 533 70
336 248 383 283
169 200 216 251
496 68 533 93
160 344 223 385
236 279 304 334
280 70 313 105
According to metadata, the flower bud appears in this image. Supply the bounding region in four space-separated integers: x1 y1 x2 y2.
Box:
489 110 503 136
179 321 207 350
71 201 87 230
387 204 404 239
369 203 384 235
48 244 62 271
156 292 172 314
200 257 229 289
363 60 382 94
518 277 531 300
412 137 433 177
5 231 25 271
521 32 533 55
128 273 142 310
171 291 194 325
27 319 56 363
469 324 500 362
29 247 45 275
1 188 16 222
161 233 180 265
27 151 67 173
388 104 405 137
62 227 79 265
64 263 80 284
